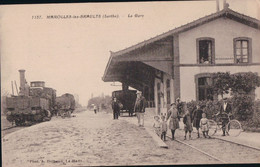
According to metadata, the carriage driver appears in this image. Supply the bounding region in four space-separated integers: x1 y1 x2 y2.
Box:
216 97 232 136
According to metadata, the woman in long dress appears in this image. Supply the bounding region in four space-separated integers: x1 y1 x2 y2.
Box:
167 103 179 140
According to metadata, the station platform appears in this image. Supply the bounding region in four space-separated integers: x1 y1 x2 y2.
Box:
123 109 260 150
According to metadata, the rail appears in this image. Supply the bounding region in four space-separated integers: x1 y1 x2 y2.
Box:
160 127 260 164
165 134 226 163
2 126 16 131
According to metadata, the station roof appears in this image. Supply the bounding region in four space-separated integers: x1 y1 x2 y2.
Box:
30 81 45 83
102 7 260 88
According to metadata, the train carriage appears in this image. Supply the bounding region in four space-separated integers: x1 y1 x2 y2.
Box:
56 93 76 117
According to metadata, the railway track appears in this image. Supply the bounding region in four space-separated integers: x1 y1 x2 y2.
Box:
2 126 17 131
187 128 260 151
165 133 260 163
1 125 25 138
165 134 226 163
210 135 260 151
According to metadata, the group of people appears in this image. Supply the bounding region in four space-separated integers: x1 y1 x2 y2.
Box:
111 89 232 140
153 115 168 141
153 97 232 141
153 102 210 140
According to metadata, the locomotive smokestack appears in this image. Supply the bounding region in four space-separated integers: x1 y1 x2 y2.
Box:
19 69 26 93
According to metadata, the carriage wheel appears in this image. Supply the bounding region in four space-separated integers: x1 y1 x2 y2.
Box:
208 119 218 136
226 120 242 137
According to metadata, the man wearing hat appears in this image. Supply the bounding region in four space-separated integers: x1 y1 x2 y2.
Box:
134 91 146 127
112 97 120 120
216 97 232 136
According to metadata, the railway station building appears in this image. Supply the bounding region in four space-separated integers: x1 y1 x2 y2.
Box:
102 7 260 115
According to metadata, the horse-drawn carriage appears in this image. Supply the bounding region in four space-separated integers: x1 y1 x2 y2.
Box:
112 90 137 116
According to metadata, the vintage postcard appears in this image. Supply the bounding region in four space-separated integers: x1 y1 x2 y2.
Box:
1 0 260 166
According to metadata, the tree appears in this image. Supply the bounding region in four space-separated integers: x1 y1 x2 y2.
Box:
232 94 254 121
212 72 231 98
87 95 112 110
212 72 260 98
210 72 260 121
230 72 260 94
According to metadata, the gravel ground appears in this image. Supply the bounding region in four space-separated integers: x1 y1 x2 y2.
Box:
179 135 260 163
123 114 260 164
1 115 23 138
1 115 13 131
162 126 260 164
2 111 258 166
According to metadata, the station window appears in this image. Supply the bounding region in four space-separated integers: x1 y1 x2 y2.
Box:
234 37 251 63
197 38 215 64
198 77 213 101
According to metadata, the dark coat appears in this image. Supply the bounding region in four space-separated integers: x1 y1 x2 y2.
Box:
176 102 183 115
134 96 146 113
112 101 120 112
220 102 232 114
192 109 203 128
183 110 193 132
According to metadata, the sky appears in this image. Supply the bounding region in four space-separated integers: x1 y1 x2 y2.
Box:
1 0 259 106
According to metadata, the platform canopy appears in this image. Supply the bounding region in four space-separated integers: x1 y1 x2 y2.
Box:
102 36 173 91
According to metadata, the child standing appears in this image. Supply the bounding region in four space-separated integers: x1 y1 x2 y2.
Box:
200 113 209 138
160 116 167 141
153 115 161 136
183 103 192 140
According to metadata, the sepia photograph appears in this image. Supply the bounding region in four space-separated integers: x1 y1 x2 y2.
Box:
1 0 260 166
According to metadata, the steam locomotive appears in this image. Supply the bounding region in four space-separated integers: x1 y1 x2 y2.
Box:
5 70 75 126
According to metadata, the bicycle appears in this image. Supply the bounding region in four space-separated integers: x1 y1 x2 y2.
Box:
208 113 242 137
